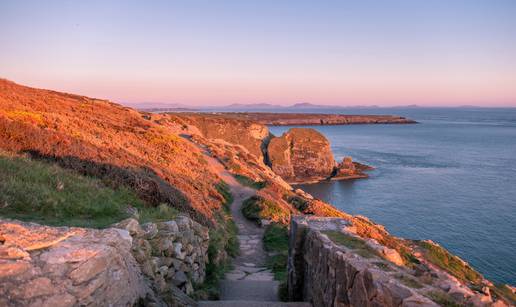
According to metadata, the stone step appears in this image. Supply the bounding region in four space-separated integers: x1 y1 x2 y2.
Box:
198 300 312 307
225 266 275 281
219 280 280 301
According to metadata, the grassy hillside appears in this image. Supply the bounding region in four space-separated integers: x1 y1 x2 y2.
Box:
0 154 178 228
0 79 224 226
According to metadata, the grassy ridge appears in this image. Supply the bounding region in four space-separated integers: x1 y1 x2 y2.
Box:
0 155 147 228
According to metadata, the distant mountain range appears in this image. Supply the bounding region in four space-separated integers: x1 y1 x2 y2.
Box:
126 102 479 112
125 102 392 111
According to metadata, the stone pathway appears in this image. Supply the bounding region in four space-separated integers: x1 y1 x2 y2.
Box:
199 151 310 306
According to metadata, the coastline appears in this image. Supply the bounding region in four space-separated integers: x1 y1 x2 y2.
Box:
174 112 418 126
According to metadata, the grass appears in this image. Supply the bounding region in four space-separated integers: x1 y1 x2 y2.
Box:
263 223 289 301
0 155 145 228
417 241 482 285
241 195 288 225
285 194 309 212
426 291 463 307
490 284 516 306
194 181 238 300
323 230 378 259
138 203 179 224
215 181 234 212
234 174 266 190
394 274 424 289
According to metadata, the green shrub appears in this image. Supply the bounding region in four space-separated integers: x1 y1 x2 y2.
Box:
241 195 287 225
417 241 482 285
0 155 144 228
263 223 289 252
215 181 234 211
263 223 289 301
234 174 266 190
194 183 238 300
285 194 309 212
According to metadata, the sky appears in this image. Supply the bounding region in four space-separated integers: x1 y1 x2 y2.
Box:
1 0 515 107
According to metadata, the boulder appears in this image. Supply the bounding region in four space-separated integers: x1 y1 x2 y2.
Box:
267 128 336 182
333 156 370 180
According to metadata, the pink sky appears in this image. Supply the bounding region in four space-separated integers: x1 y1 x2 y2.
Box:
1 1 515 107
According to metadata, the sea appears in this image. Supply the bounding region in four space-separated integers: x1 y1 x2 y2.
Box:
266 107 516 285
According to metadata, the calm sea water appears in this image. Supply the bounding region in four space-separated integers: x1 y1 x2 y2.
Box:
269 108 516 285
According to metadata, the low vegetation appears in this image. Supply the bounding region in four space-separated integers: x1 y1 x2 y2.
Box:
233 174 266 190
195 181 238 300
374 262 394 272
426 291 463 307
416 241 482 285
263 223 289 301
490 284 516 306
241 195 289 225
394 273 424 289
323 230 379 259
0 155 147 228
284 194 309 212
138 203 179 224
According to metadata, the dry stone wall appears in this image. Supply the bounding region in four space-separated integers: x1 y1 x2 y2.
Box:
287 216 438 307
113 215 209 301
0 215 209 307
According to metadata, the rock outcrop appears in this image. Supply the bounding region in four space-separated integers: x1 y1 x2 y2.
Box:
332 156 372 180
164 113 271 161
267 128 336 183
267 128 371 183
0 219 151 306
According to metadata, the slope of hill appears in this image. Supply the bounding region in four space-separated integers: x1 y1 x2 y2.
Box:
0 79 223 226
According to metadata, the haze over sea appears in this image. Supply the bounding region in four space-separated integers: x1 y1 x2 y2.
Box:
268 107 516 285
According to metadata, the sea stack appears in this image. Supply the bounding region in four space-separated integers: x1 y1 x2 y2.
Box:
267 128 335 183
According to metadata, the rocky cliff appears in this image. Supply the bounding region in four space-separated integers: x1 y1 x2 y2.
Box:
163 112 271 161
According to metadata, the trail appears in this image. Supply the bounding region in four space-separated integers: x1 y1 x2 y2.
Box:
199 153 310 306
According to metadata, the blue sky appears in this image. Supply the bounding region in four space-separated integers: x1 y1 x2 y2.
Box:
1 0 515 106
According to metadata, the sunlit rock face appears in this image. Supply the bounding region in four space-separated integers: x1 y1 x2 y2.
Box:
267 128 336 183
0 219 150 306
